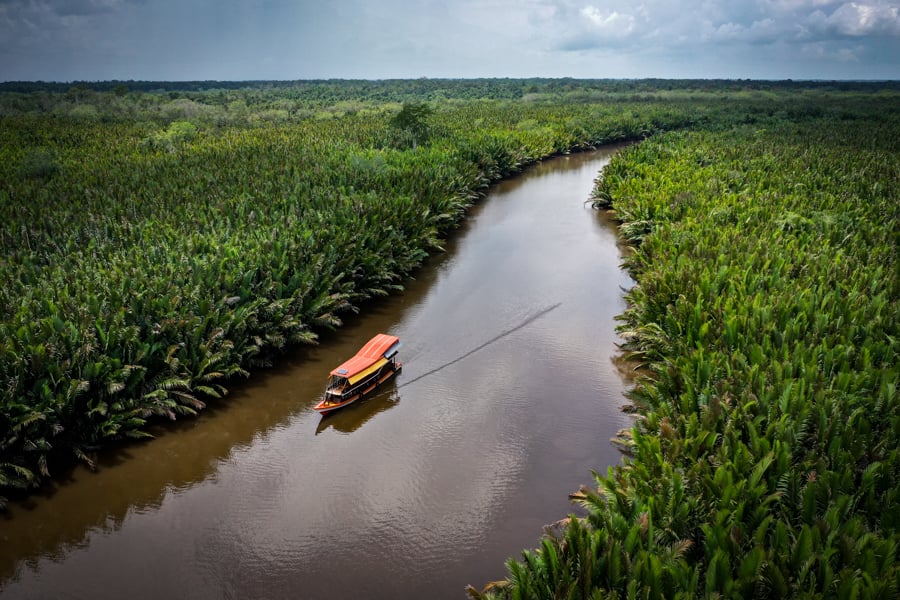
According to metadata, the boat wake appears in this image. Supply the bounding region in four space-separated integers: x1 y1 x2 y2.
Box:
397 302 562 389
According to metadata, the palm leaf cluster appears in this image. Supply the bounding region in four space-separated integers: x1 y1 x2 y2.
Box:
0 93 695 502
477 101 899 598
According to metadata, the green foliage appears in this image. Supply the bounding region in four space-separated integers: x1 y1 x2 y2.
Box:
141 120 198 151
0 82 698 505
390 101 434 149
164 120 198 143
485 95 900 598
2 83 898 600
18 147 60 180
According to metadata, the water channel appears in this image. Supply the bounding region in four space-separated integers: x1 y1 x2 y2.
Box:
1 146 634 599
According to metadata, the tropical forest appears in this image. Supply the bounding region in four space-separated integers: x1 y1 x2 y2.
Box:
1 79 898 598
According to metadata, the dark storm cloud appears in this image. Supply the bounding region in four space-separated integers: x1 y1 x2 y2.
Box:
0 0 898 81
0 0 135 26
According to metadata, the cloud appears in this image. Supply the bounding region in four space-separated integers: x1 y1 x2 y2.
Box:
809 2 900 36
801 40 866 61
0 0 139 63
549 1 899 53
758 2 900 40
581 7 637 36
50 0 128 17
0 0 130 42
763 0 842 11
708 17 782 43
0 0 131 21
0 0 898 81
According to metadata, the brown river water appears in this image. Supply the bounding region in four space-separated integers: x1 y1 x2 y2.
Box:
1 146 634 599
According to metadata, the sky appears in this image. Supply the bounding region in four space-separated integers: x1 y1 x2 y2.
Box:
1 0 898 81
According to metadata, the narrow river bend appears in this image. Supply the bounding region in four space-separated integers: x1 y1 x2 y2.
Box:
1 146 634 599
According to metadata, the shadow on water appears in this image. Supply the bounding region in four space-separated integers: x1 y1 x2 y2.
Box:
315 384 402 436
397 302 562 390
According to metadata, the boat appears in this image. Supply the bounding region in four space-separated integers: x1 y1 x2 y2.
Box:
313 333 402 415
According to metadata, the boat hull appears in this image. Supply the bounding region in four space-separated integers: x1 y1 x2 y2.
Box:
313 363 402 415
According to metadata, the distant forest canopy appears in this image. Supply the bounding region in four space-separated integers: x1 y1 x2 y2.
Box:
4 78 898 126
2 77 899 97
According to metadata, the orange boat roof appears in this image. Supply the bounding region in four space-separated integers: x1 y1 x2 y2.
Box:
330 334 400 379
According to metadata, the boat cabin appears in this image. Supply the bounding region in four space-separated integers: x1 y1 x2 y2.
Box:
315 334 402 413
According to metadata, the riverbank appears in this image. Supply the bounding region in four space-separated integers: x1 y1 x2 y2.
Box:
2 146 632 599
477 98 900 598
3 81 898 598
1 91 696 503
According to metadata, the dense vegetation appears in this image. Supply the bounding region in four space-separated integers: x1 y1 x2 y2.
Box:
2 80 898 598
4 77 897 99
1 80 704 507
472 96 899 598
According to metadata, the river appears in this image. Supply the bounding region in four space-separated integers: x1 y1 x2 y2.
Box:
0 146 634 599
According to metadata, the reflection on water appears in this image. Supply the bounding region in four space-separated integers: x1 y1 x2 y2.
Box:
315 385 401 436
0 146 634 600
